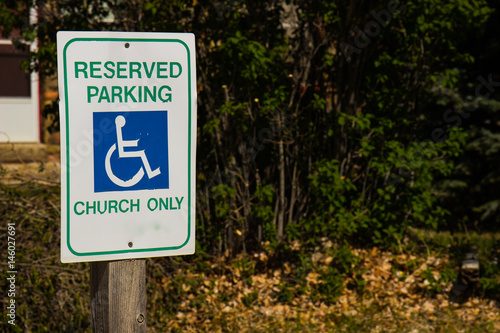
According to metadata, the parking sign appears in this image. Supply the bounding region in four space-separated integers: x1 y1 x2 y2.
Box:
57 31 196 262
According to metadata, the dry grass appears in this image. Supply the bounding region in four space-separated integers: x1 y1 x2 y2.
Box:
1 162 499 332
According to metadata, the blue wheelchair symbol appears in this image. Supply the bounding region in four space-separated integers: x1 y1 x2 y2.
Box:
93 111 169 193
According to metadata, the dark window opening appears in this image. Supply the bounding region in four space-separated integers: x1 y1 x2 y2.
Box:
0 43 31 97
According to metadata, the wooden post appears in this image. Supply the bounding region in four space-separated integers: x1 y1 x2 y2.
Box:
90 259 146 332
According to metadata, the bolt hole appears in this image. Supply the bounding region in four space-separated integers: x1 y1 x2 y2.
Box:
136 313 145 324
128 242 133 248
125 42 130 48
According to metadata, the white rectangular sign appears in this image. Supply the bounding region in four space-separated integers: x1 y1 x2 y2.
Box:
57 31 196 262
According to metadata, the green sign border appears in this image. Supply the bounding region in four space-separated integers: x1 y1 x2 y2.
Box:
62 37 193 256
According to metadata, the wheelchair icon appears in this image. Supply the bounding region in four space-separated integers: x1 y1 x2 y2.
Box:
105 115 161 187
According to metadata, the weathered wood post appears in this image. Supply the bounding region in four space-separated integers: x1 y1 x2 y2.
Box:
90 260 146 332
